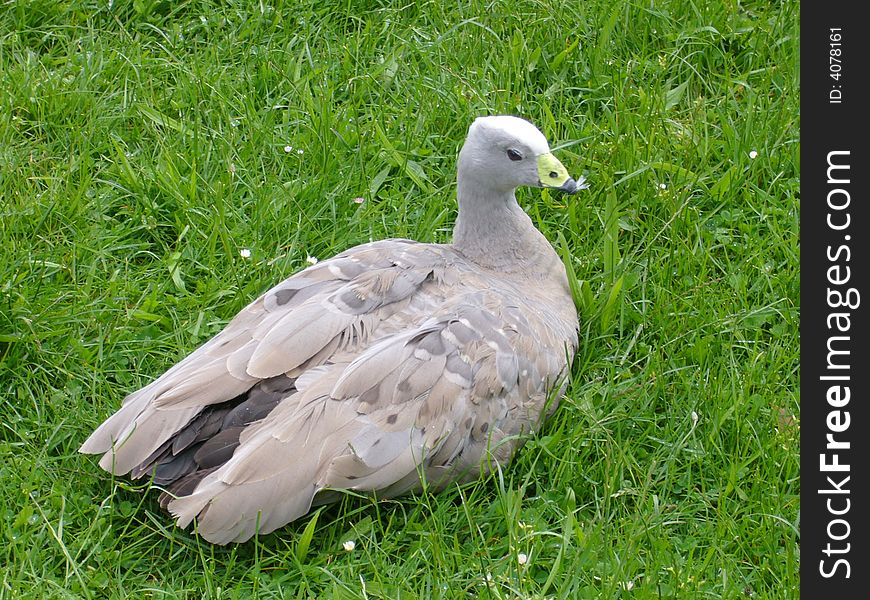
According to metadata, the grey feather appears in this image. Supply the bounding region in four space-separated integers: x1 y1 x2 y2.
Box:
80 115 583 544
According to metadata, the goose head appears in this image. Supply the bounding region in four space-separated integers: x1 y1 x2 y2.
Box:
457 115 588 195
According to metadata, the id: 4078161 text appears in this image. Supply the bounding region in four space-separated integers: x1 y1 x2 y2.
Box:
829 28 843 104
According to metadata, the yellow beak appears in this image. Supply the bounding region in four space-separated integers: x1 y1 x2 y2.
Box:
536 153 587 193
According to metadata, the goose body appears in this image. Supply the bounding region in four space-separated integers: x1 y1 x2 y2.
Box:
81 116 587 544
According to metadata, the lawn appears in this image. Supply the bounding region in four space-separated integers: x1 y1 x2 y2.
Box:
0 0 800 597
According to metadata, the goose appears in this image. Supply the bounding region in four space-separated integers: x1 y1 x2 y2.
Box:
80 115 588 544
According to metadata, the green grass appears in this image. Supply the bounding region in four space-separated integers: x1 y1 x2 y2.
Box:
0 0 799 597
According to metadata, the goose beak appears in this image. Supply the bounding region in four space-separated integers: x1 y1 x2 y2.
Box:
537 153 588 194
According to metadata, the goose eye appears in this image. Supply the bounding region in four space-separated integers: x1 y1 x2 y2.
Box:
506 148 523 162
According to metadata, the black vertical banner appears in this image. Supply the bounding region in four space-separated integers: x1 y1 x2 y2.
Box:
802 3 869 596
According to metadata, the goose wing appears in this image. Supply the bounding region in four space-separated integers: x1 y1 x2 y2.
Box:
80 239 446 473
165 287 576 543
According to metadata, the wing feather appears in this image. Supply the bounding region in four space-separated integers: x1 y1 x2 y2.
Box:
82 237 579 544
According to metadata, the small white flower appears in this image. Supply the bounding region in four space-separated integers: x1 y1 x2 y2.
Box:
284 145 293 153
296 148 304 155
621 580 635 590
342 540 355 552
230 119 240 127
352 197 365 204
691 411 699 426
239 248 251 259
658 183 667 190
517 552 529 565
749 150 758 159
306 255 319 265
